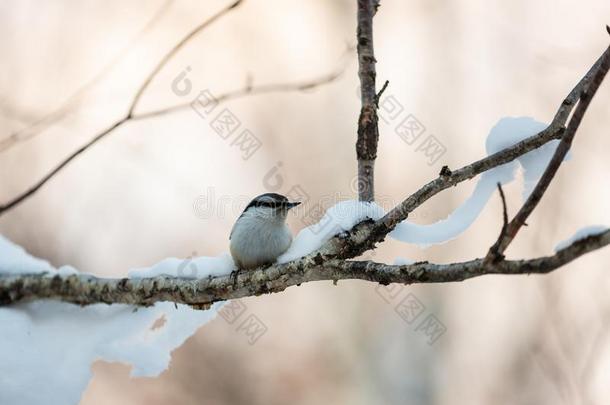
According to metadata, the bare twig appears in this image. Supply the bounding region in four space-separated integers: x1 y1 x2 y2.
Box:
356 0 381 202
132 66 347 121
485 183 510 263
0 117 129 214
498 183 509 231
0 0 174 153
127 0 244 117
375 79 389 107
1 229 608 307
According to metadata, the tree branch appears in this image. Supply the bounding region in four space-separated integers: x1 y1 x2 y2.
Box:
1 229 607 308
132 65 347 121
356 0 381 202
353 43 610 252
127 0 244 118
486 43 610 261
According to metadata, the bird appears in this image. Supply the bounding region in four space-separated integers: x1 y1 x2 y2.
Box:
230 193 301 270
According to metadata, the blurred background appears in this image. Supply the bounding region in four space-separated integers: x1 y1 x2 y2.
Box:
1 0 610 404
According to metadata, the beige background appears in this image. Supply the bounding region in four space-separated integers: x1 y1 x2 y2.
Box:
1 0 609 404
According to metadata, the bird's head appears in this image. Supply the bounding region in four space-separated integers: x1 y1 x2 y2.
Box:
241 193 301 223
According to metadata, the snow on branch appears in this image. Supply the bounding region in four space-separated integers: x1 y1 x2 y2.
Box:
1 228 609 307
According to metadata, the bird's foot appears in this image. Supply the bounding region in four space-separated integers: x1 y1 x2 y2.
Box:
230 268 241 288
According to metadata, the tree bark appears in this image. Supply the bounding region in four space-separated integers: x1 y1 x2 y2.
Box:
1 229 607 307
356 0 380 202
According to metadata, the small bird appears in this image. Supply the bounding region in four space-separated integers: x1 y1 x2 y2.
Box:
230 193 301 270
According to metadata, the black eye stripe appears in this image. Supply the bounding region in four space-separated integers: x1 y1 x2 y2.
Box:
254 201 284 209
244 200 287 210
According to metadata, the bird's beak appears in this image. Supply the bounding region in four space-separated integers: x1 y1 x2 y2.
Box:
286 201 301 209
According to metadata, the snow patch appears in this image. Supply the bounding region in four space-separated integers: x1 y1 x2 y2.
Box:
554 226 608 252
129 253 235 279
278 200 385 263
0 235 56 275
0 235 226 405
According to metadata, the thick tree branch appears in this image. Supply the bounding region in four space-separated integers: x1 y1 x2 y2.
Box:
1 229 608 307
356 0 381 202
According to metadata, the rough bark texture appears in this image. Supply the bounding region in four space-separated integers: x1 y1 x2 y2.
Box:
1 229 608 307
356 0 380 202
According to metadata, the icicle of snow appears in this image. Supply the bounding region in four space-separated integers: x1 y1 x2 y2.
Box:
0 235 228 405
278 200 385 263
554 226 608 252
390 117 567 247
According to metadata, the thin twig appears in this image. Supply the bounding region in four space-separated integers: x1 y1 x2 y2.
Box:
0 0 174 153
375 79 389 107
127 0 244 117
0 118 129 214
485 183 510 263
132 66 347 121
498 182 509 231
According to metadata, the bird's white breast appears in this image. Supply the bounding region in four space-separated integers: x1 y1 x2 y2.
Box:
230 210 292 269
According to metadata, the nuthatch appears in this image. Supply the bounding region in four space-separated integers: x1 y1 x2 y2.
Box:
230 193 300 269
